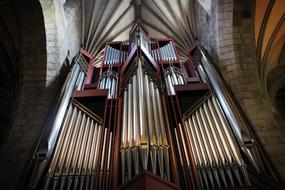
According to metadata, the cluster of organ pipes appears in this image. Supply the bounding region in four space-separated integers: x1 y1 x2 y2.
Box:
98 70 117 99
44 101 113 190
160 41 177 61
164 66 185 95
27 20 281 189
179 94 251 189
104 44 128 65
120 59 170 183
149 41 177 62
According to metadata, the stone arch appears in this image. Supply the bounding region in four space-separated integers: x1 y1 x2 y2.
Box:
0 0 49 189
267 65 285 130
0 16 20 140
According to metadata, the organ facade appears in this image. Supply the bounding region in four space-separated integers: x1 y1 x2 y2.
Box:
28 22 275 190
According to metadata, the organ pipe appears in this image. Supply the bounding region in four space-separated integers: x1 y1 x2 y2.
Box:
28 22 275 190
182 94 251 189
98 70 118 99
164 66 184 95
120 58 170 183
104 44 128 65
196 45 264 173
28 52 89 189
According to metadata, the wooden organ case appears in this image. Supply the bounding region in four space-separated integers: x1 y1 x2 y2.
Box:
28 23 279 190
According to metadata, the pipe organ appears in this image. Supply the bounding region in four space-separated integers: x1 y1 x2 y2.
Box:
28 23 277 190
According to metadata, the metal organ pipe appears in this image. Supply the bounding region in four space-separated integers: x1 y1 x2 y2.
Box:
182 95 251 189
47 63 80 158
43 101 106 190
196 45 264 172
98 70 117 99
120 59 170 183
164 66 184 95
104 45 127 65
29 53 91 189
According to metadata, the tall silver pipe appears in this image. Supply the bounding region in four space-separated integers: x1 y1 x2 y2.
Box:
195 110 216 188
168 43 175 61
207 99 232 164
127 81 133 180
191 115 208 167
107 132 113 172
197 65 207 83
115 49 119 64
112 78 116 99
155 87 170 180
105 45 110 64
178 124 190 167
132 74 140 175
160 46 164 60
184 94 253 188
169 41 177 60
145 76 157 174
56 108 82 175
161 46 166 61
137 60 148 170
76 114 90 175
76 71 85 90
109 46 114 64
92 124 103 176
184 121 198 166
197 46 262 172
164 44 170 61
47 63 80 158
199 107 220 166
121 89 128 184
113 49 117 64
164 46 168 61
203 102 226 165
68 113 87 177
47 105 74 178
132 75 140 147
171 68 179 85
82 120 94 177
90 124 103 190
99 78 105 89
155 88 168 146
211 97 243 165
89 123 99 175
186 118 203 167
63 111 85 177
122 90 128 148
174 128 184 166
195 111 213 166
100 128 108 172
167 75 175 95
166 44 173 61
87 122 98 184
150 81 164 178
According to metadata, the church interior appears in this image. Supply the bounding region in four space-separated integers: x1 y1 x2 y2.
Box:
0 0 285 189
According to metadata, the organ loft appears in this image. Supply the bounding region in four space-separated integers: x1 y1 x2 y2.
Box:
0 0 285 190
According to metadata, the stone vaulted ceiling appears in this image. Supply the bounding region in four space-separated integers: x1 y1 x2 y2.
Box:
255 0 285 79
81 0 197 66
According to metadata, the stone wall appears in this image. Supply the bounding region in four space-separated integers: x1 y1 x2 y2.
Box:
0 0 81 189
195 0 285 182
0 1 50 189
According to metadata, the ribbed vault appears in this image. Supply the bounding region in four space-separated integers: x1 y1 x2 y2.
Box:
81 0 197 66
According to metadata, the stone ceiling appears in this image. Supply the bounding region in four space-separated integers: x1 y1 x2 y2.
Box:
81 0 197 65
255 0 285 79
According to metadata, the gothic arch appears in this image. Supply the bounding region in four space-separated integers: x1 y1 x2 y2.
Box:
0 0 48 188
